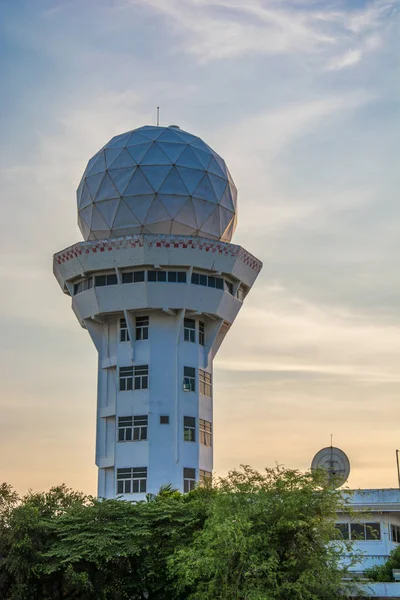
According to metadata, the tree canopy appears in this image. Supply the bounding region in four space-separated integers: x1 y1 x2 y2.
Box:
0 466 354 600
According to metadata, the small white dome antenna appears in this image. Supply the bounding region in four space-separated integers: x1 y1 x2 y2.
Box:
311 439 350 488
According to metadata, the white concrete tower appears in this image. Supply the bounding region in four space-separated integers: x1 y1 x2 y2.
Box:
53 125 262 499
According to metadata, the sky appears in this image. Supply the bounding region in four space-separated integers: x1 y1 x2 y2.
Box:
0 0 399 495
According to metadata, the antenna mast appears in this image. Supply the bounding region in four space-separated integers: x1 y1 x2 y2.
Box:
157 106 160 126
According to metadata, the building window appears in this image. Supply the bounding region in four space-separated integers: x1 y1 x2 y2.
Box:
136 316 149 340
122 271 145 283
148 270 186 283
224 280 234 295
237 286 246 302
184 319 196 343
183 367 196 392
95 273 117 287
119 366 133 391
120 318 130 342
118 416 148 441
199 419 212 446
191 272 223 289
134 365 149 390
184 416 196 442
160 415 170 424
117 467 147 494
183 468 196 493
336 522 381 541
199 469 212 485
199 369 212 396
199 321 205 346
73 277 93 295
391 524 400 543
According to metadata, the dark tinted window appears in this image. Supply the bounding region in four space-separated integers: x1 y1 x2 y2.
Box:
122 272 133 284
168 271 177 282
366 523 381 540
106 274 118 286
350 523 365 540
177 272 186 283
191 273 199 284
133 271 145 283
158 271 167 282
148 271 157 281
199 274 207 286
95 275 106 287
208 276 216 288
216 278 223 289
160 416 169 424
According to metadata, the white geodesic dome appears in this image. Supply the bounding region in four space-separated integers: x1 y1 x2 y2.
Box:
77 125 237 242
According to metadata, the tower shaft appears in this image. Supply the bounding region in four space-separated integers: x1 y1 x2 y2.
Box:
54 233 261 498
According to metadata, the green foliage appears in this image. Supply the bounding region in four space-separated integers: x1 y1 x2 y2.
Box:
365 544 400 582
170 466 352 600
0 467 354 600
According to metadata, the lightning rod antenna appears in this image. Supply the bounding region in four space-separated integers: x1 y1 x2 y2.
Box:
157 106 160 126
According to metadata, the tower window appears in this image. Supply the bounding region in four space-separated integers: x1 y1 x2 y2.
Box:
118 416 148 442
199 469 212 485
120 317 130 342
133 271 145 283
184 416 196 442
134 365 149 390
117 467 147 494
199 419 212 446
122 271 145 283
183 468 196 493
199 321 205 346
119 367 133 391
160 415 170 424
199 369 212 396
136 316 149 340
183 367 196 392
224 281 234 295
184 319 196 343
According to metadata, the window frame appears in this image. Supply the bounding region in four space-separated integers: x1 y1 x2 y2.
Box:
184 416 196 442
134 365 149 390
118 416 148 442
183 467 196 493
119 366 133 391
199 418 212 446
183 367 196 392
199 369 212 396
117 467 147 494
184 318 196 343
120 317 130 342
136 316 149 341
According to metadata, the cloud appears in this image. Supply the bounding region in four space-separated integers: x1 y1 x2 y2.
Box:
124 0 396 66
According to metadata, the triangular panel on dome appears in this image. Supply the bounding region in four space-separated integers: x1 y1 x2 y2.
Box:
229 182 238 207
126 132 153 146
76 177 84 202
79 203 93 227
226 166 235 186
79 181 93 209
127 142 153 164
193 174 218 203
90 205 109 232
157 141 186 163
95 172 120 202
112 200 141 228
171 221 197 236
105 147 123 168
175 166 204 194
208 173 228 201
113 226 142 237
189 137 212 152
207 156 226 179
219 205 234 233
85 172 105 200
192 198 217 228
124 168 154 196
78 216 90 241
109 167 136 196
86 152 106 176
124 195 154 224
175 146 204 170
96 198 120 228
174 199 197 229
200 206 221 239
156 128 184 143
144 197 171 224
220 215 236 242
172 129 197 143
136 126 163 141
158 167 189 195
140 143 171 166
140 165 171 192
192 147 213 169
107 131 133 149
220 185 235 212
85 150 102 175
158 194 189 218
145 221 173 235
109 149 137 169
